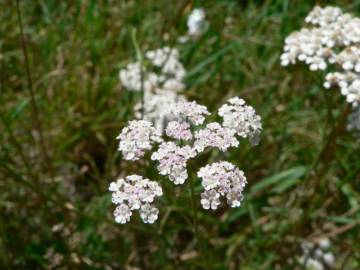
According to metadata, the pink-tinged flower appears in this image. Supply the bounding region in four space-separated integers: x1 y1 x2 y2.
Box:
117 120 162 161
200 189 220 210
151 142 196 184
139 203 160 224
194 122 239 152
197 161 247 210
109 175 163 224
165 121 193 140
218 97 262 145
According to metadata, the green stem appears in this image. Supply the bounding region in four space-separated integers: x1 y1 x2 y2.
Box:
189 176 199 235
131 28 145 119
188 174 212 269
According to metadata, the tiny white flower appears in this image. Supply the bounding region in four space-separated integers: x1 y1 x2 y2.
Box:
139 204 159 224
114 204 132 224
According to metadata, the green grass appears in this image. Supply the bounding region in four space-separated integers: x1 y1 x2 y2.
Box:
1 0 360 269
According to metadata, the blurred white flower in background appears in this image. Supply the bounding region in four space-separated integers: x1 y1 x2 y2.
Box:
119 47 188 131
134 89 187 131
187 8 207 38
281 6 360 108
120 47 186 93
179 8 208 43
298 238 335 270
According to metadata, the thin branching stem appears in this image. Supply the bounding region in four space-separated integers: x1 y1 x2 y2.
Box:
15 0 53 178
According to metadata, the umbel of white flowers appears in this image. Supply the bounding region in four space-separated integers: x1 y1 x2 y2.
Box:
281 6 360 107
119 47 187 131
109 97 262 224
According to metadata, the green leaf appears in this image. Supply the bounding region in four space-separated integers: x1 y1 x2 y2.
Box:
11 99 29 119
250 166 307 195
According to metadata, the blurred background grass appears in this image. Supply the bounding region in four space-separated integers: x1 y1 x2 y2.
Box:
1 0 360 269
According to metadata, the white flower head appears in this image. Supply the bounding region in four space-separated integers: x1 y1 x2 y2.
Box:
117 120 162 160
165 121 193 141
151 141 196 184
172 100 210 125
194 122 239 153
197 161 247 210
109 175 163 224
218 97 262 144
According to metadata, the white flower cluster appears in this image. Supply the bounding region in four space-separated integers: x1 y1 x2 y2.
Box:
194 122 238 152
219 97 262 145
109 175 163 224
117 99 260 186
165 121 193 141
151 142 196 185
117 120 162 161
281 6 360 107
197 162 247 210
298 238 335 270
119 47 187 130
112 97 261 224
